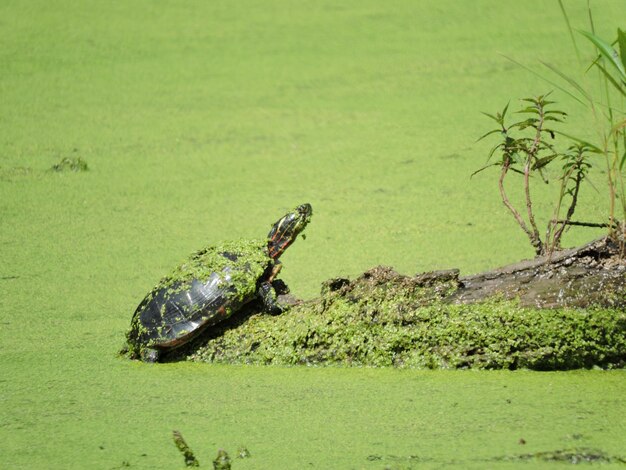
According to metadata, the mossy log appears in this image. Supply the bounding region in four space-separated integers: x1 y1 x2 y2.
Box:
450 237 626 308
170 237 625 370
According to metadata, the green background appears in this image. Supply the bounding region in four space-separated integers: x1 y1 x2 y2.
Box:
1 1 624 468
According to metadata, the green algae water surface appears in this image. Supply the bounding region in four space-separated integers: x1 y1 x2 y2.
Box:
1 0 625 468
3 354 626 468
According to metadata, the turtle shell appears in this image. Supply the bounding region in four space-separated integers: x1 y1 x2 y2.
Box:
126 239 273 357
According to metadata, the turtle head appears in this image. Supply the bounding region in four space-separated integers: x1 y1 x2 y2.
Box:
267 203 312 259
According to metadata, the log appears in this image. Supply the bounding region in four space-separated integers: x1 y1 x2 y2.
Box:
171 237 626 370
448 237 626 308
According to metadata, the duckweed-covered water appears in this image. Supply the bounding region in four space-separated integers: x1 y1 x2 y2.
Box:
1 1 625 468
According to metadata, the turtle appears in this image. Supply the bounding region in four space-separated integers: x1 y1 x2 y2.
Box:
123 203 312 362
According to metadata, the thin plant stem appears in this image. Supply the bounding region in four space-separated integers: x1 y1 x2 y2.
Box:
499 158 535 248
552 167 583 253
524 103 545 255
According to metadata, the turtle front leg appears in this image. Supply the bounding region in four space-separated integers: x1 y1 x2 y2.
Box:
258 281 283 315
267 261 282 282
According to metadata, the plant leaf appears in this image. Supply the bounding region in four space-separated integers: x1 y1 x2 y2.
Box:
585 38 621 74
539 60 591 102
508 166 525 176
533 154 558 170
578 30 626 82
501 101 510 120
553 130 603 153
502 55 588 106
470 163 498 178
611 118 626 136
487 143 504 161
617 28 626 72
558 0 583 65
516 106 540 115
595 62 626 98
476 129 503 142
480 111 501 123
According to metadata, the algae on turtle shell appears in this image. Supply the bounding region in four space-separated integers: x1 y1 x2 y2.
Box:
157 239 270 304
123 239 274 359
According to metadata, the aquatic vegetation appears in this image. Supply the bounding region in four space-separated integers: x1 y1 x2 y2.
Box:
186 266 626 370
2 1 625 468
0 166 33 181
482 5 626 252
50 156 88 172
496 447 626 465
212 449 231 470
476 95 597 256
236 446 251 459
172 430 200 468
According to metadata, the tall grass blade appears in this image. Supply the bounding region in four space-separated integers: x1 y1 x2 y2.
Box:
502 55 587 106
540 60 591 102
618 28 626 70
558 0 583 65
587 38 622 73
578 30 626 82
596 63 626 98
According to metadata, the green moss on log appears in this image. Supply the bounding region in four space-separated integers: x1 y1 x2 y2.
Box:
187 267 626 370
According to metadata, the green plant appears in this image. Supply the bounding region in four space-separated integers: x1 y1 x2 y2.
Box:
476 95 593 255
508 3 625 248
547 143 594 250
574 24 626 241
